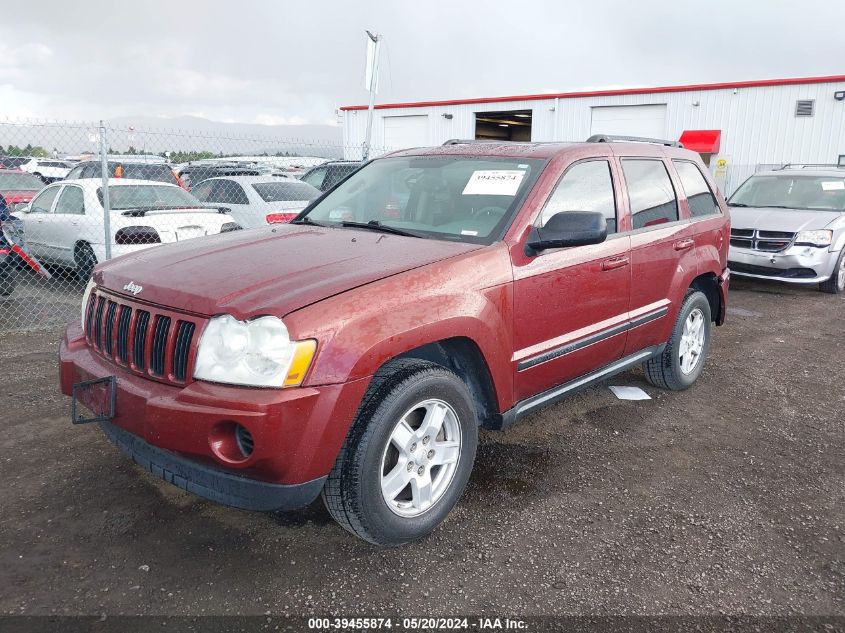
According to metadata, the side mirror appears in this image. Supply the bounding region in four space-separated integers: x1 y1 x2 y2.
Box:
17 204 31 214
526 210 607 254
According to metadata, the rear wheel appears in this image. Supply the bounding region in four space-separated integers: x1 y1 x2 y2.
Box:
74 243 97 282
819 250 845 295
321 359 478 546
643 290 712 391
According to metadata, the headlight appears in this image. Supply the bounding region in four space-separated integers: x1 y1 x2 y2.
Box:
794 230 833 247
80 278 95 328
193 314 316 388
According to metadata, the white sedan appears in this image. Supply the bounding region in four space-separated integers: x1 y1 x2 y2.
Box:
17 179 239 279
190 176 321 228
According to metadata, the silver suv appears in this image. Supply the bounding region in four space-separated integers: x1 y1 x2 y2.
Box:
727 166 845 294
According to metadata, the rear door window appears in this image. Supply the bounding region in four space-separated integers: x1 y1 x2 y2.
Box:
673 161 720 218
54 186 85 215
213 180 249 205
621 159 679 230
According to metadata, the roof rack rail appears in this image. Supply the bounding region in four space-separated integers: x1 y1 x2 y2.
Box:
586 134 684 148
442 139 518 145
775 163 845 170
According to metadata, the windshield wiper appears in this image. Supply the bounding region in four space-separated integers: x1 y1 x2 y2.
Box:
290 215 327 227
339 220 422 238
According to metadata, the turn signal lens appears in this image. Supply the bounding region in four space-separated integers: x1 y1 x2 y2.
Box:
283 340 317 387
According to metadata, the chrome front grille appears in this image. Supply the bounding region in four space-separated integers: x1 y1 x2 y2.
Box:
730 228 795 252
83 290 201 385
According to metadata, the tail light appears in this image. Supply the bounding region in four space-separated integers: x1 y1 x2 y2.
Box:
115 226 161 245
265 212 298 224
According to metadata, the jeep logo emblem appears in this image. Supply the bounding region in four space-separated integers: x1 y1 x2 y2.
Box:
123 281 143 296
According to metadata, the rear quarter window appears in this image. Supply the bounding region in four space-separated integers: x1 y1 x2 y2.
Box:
673 160 720 218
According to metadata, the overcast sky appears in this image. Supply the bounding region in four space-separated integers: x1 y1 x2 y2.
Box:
2 0 844 127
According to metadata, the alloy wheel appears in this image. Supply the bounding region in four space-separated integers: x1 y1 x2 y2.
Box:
380 399 461 518
679 308 706 375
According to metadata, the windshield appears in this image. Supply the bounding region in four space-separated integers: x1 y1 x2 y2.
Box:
0 172 44 190
97 185 205 210
252 181 320 202
299 155 545 243
729 174 845 211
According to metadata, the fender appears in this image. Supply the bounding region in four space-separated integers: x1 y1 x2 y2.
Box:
284 244 515 412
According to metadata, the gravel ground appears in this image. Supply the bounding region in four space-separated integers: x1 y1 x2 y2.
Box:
0 278 842 618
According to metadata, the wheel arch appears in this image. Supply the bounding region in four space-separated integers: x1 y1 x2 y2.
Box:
689 272 722 324
393 337 500 429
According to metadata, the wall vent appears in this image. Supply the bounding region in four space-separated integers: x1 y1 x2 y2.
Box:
795 100 815 117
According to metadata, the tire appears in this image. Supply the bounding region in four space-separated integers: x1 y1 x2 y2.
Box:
321 359 478 546
643 289 712 391
74 243 97 282
819 250 845 295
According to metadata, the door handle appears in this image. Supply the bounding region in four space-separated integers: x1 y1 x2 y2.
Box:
601 256 629 271
673 238 695 251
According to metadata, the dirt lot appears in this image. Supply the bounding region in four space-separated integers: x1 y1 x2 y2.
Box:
0 278 842 618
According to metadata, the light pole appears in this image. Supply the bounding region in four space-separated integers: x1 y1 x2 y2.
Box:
362 30 382 161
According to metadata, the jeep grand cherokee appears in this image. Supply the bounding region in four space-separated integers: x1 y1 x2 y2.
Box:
60 138 730 546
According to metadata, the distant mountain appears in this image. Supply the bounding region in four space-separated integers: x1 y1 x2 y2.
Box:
0 115 345 159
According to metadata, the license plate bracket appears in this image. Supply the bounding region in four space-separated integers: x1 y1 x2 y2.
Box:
71 376 116 424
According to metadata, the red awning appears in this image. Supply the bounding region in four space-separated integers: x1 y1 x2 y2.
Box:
679 129 721 153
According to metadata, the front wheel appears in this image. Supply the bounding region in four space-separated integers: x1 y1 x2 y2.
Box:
321 359 478 546
643 289 712 391
819 250 845 295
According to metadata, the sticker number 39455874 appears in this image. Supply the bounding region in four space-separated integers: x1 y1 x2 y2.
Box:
462 170 525 196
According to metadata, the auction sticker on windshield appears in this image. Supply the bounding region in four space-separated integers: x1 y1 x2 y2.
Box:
462 170 525 196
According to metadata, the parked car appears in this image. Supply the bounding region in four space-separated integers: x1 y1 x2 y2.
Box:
18 158 75 183
300 160 363 192
65 161 183 188
0 170 45 213
190 176 320 227
0 156 32 170
727 165 845 293
59 138 729 545
18 179 238 279
0 196 21 296
175 162 278 191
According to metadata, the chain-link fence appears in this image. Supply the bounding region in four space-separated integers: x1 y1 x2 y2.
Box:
0 117 391 332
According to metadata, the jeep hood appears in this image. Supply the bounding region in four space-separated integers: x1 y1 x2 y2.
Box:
94 224 481 318
729 205 843 232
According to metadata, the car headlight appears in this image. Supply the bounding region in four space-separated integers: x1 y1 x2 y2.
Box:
80 278 95 328
193 314 316 388
794 230 833 247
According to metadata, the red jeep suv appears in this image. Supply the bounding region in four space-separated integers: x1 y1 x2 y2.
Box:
60 137 730 546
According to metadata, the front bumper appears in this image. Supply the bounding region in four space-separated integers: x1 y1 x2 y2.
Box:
728 245 840 284
100 420 326 511
59 323 370 509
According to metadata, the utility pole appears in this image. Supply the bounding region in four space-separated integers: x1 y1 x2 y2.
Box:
362 30 382 161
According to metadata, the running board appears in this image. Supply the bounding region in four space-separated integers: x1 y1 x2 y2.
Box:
491 345 665 430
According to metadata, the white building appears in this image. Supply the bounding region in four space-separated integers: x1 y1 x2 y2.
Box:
340 74 845 194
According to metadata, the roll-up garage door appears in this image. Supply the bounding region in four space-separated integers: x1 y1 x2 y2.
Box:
383 115 429 150
590 104 668 139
